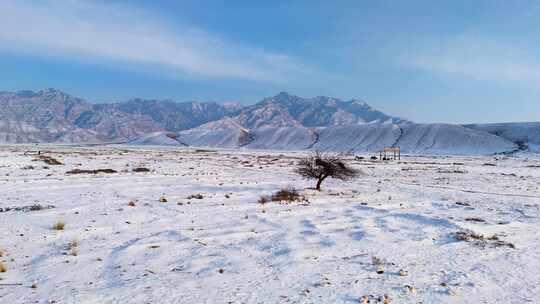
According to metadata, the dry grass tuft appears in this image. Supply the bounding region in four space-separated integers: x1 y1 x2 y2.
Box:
258 187 308 207
0 261 6 273
52 221 66 231
453 231 515 249
270 187 305 203
67 239 79 256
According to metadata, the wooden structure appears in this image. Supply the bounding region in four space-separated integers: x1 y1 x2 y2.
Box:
379 147 400 160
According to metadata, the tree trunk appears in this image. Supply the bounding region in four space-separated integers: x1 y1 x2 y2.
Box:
315 175 327 191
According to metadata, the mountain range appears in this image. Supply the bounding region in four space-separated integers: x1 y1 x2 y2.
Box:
0 88 537 155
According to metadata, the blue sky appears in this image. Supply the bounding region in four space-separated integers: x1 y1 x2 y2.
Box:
0 0 539 123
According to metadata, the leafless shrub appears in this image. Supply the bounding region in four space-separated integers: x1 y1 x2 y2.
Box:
271 187 305 203
295 151 360 191
259 187 308 206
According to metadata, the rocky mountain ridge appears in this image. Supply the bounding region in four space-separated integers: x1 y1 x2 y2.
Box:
0 88 536 155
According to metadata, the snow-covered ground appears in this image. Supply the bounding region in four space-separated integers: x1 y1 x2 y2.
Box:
0 145 539 303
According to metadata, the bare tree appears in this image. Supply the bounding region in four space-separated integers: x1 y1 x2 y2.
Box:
295 151 360 191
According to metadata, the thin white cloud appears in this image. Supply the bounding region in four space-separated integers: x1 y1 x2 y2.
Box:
402 36 540 87
0 0 308 82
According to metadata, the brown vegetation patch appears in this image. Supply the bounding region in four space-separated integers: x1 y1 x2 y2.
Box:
464 217 486 223
453 231 515 249
52 221 66 231
0 204 55 213
187 193 204 200
132 167 150 173
259 187 308 205
66 169 118 175
36 155 63 165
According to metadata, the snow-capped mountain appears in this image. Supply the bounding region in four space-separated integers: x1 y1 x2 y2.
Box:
107 98 241 131
0 88 240 143
229 92 401 129
0 89 162 143
0 88 535 155
0 88 99 143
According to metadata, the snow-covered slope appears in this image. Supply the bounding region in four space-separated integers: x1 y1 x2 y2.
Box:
169 122 517 155
2 146 539 303
313 123 516 155
128 132 188 146
397 123 517 155
313 123 399 153
465 122 540 152
177 117 253 148
246 127 316 150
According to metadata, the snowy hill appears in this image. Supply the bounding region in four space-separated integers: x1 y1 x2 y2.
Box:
396 123 517 155
127 132 188 146
174 122 517 155
177 117 253 148
465 122 540 152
